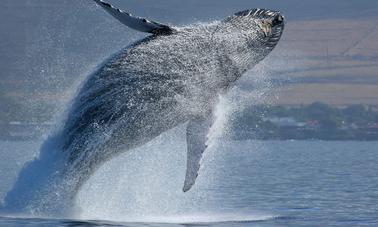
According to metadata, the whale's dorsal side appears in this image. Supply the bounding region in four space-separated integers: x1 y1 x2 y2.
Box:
93 0 174 35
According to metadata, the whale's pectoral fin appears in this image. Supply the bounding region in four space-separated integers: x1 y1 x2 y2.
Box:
183 114 214 192
93 0 174 35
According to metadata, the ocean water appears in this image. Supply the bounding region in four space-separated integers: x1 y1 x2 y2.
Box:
0 137 378 226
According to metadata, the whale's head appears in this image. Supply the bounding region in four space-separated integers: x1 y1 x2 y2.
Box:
219 9 285 71
228 8 284 46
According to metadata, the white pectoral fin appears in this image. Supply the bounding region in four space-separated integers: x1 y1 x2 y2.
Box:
93 0 173 35
183 115 213 192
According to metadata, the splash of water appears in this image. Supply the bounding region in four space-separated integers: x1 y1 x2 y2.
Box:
74 107 273 223
1 10 286 220
73 62 279 221
1 58 282 221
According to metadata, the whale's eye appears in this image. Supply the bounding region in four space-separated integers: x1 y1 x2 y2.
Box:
272 15 284 26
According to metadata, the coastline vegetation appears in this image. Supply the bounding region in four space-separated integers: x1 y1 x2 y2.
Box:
1 91 378 141
231 102 378 140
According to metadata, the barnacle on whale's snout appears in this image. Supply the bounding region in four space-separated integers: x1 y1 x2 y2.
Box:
258 20 273 37
258 14 284 37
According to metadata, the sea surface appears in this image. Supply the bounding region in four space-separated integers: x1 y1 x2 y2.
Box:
0 138 377 226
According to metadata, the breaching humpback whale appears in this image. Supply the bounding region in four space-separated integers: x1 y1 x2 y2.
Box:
4 1 285 211
66 0 284 193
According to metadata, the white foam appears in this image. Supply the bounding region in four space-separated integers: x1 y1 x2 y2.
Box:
103 213 276 224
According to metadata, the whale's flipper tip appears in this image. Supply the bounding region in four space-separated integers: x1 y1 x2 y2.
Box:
183 176 196 192
183 185 191 193
92 0 174 35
